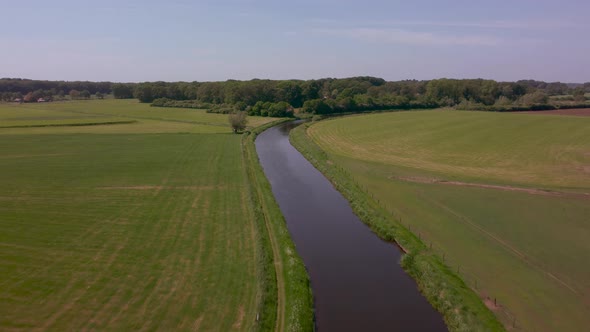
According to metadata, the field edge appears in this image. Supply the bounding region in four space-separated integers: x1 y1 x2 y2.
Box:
243 119 315 332
290 120 505 332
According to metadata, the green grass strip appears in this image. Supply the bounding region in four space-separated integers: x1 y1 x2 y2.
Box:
0 120 137 129
290 121 505 332
243 120 314 332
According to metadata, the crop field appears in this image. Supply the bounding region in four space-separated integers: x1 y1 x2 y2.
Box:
306 110 590 331
0 100 279 330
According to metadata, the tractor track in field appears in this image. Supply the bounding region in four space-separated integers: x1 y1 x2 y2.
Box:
393 176 590 200
417 191 580 296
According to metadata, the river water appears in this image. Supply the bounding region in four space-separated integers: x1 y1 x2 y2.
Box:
255 121 447 331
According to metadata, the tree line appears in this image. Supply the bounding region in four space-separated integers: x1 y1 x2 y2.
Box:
0 78 112 101
131 78 590 116
2 77 589 115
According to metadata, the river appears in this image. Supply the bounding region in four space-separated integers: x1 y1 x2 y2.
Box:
255 121 447 331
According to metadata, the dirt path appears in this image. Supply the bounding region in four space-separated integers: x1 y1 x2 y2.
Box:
245 140 286 332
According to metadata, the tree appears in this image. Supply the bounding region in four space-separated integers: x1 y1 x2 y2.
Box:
228 111 248 133
95 92 104 99
268 101 294 117
69 89 80 99
572 88 586 103
80 90 91 99
31 89 44 101
134 83 156 103
302 99 333 114
234 101 247 111
112 83 135 99
518 91 548 105
23 92 34 102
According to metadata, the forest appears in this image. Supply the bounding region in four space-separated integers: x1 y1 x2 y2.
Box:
1 77 589 116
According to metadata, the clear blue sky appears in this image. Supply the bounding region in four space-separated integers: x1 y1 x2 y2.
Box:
1 0 589 82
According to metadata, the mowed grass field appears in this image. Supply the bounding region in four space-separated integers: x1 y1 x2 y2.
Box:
307 110 590 332
0 99 273 134
0 100 278 330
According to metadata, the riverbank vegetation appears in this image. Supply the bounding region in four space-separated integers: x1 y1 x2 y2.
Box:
298 110 590 331
0 99 312 331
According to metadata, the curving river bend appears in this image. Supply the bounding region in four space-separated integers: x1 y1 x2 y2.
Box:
255 121 447 331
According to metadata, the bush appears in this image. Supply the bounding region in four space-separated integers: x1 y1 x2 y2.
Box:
151 98 216 110
248 101 295 117
228 111 247 133
518 91 548 105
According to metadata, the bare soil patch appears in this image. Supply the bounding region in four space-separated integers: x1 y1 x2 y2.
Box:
516 108 590 117
232 305 246 329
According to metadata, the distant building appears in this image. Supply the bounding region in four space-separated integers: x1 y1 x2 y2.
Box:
37 98 46 102
14 98 22 103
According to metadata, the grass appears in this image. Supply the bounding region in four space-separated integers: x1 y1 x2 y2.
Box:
308 110 590 190
0 103 127 128
0 100 310 331
0 99 275 132
301 110 590 332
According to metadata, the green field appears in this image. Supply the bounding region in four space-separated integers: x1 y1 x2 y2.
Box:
305 110 590 331
0 100 273 134
0 100 308 331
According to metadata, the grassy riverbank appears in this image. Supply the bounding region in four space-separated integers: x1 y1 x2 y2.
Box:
291 121 504 332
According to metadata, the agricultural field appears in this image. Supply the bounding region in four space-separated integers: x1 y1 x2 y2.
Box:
0 100 279 330
0 99 273 133
306 110 590 332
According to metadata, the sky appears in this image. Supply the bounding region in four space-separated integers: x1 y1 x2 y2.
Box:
1 0 589 83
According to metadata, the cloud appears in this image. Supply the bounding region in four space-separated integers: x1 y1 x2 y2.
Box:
372 19 586 30
308 18 587 30
317 28 501 46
